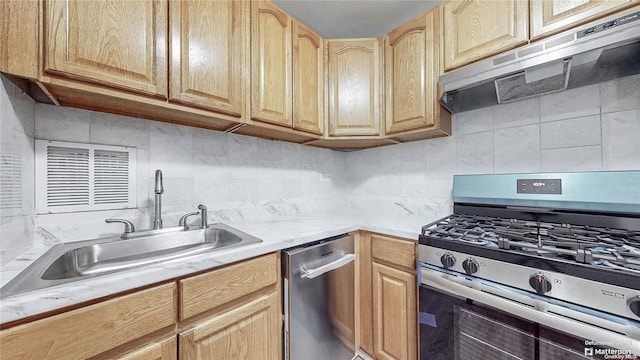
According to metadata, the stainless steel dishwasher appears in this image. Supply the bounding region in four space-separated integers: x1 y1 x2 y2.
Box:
282 234 356 360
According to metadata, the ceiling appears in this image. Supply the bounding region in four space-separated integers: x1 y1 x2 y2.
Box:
271 0 442 39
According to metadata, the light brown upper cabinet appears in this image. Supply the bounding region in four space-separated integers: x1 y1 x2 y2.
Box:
44 0 168 97
293 22 324 135
326 39 383 137
530 0 637 40
251 0 292 127
443 0 528 71
385 7 451 138
169 0 246 118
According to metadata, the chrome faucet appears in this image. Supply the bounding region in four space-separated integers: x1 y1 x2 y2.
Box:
153 169 164 229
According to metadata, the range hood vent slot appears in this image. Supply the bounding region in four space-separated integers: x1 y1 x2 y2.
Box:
495 59 571 103
439 9 640 114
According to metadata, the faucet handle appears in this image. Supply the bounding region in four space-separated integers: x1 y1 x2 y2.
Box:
198 204 208 229
105 219 135 238
179 211 200 228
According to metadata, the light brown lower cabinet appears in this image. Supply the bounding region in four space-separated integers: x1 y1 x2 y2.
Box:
357 231 418 360
179 291 281 360
0 283 177 360
0 252 282 360
372 262 417 360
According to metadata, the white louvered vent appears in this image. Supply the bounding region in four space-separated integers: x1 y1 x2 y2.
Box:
0 144 22 212
36 140 137 214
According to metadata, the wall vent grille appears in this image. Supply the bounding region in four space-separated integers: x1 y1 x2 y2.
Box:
0 144 23 212
36 140 136 214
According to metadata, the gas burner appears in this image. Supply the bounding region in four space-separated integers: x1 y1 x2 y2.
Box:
422 214 640 272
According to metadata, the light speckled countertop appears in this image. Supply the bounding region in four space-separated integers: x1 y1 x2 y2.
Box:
0 212 426 324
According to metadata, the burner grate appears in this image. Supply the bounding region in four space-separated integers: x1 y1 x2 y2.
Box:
422 214 640 273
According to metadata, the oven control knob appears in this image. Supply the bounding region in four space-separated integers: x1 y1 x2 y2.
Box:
440 253 456 269
629 296 640 318
529 273 552 295
462 258 479 275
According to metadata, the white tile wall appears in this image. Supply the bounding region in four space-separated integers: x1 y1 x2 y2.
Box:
1 73 640 261
345 74 640 218
0 76 36 264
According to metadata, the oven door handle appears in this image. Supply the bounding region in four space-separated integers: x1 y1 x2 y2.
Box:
421 267 640 356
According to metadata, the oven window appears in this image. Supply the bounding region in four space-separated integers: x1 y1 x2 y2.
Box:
419 285 624 360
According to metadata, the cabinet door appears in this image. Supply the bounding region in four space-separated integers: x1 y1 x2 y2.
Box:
386 10 443 134
372 262 417 360
0 283 176 360
118 336 177 360
251 0 292 127
44 0 168 97
169 0 245 117
443 0 528 71
293 21 324 135
327 39 382 137
179 292 281 360
531 0 635 39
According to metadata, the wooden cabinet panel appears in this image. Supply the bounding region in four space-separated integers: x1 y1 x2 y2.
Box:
118 336 177 360
179 253 279 320
371 234 416 271
327 39 382 137
44 0 167 97
385 19 428 134
0 283 177 360
179 291 281 360
531 0 636 39
251 0 292 127
327 256 355 344
169 0 245 117
0 0 39 79
293 21 324 135
385 8 449 135
443 0 528 71
372 262 417 360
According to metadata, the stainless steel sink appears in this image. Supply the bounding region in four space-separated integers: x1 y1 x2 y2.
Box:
1 224 262 297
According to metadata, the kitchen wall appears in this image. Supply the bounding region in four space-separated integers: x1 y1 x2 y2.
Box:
0 76 36 264
342 73 640 219
1 73 639 264
32 103 346 246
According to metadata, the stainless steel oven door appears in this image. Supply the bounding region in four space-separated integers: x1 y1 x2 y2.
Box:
419 264 640 360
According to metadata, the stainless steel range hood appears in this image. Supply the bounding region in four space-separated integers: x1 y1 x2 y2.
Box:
439 9 640 114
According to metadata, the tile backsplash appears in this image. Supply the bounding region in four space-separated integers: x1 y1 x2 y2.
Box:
1 73 639 264
343 74 640 219
0 76 36 263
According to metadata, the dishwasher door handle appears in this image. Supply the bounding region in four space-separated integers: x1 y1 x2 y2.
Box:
301 254 356 279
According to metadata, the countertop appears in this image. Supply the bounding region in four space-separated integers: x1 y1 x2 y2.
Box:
0 211 427 324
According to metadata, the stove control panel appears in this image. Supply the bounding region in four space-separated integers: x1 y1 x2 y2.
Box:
517 178 562 194
418 244 639 321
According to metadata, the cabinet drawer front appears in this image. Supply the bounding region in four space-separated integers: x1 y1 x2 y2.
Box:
0 283 177 360
179 253 279 320
371 234 416 270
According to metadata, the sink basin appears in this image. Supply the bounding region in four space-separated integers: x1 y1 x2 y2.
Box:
1 224 262 297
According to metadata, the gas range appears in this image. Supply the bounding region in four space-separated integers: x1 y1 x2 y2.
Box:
418 171 640 324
